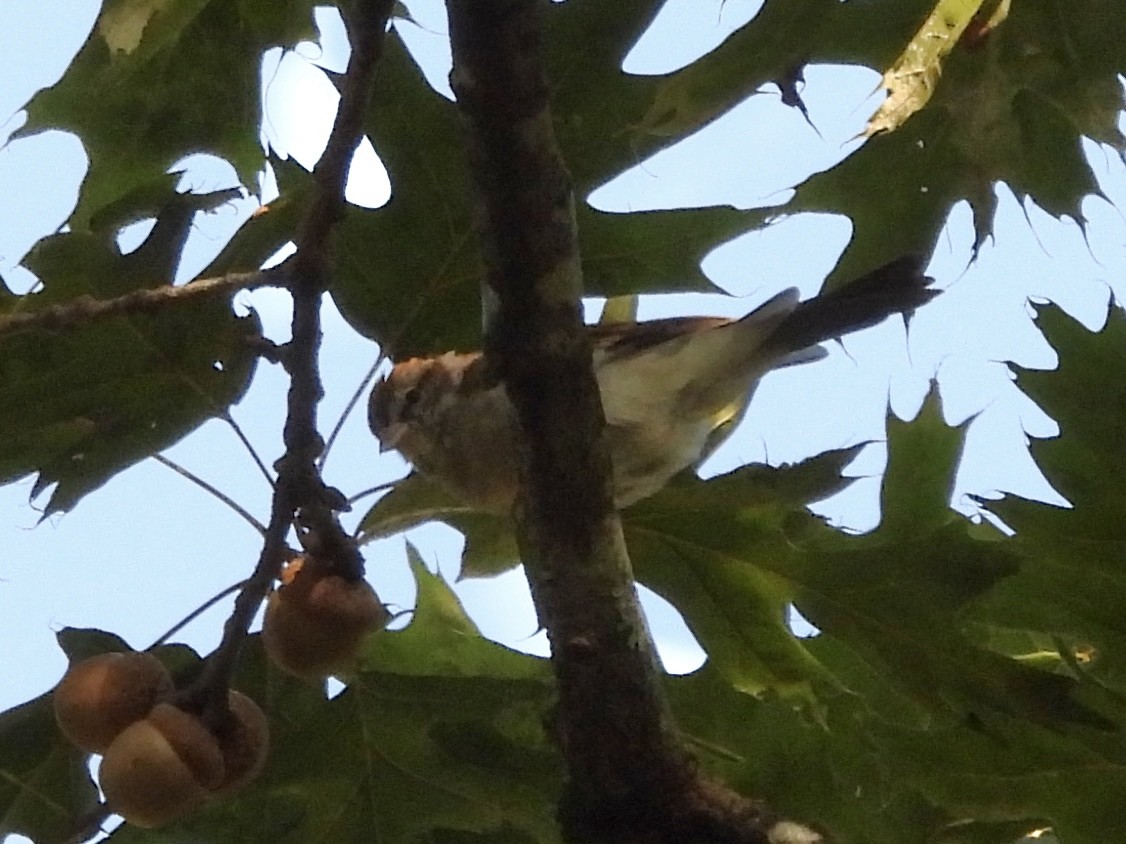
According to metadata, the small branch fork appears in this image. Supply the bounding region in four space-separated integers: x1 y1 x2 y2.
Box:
445 3 826 843
179 0 397 726
49 4 392 841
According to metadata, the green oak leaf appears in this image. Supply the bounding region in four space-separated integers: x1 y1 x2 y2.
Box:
14 0 318 229
877 385 968 541
991 302 1126 540
359 445 866 698
624 447 866 700
968 303 1126 698
786 0 1126 284
0 693 99 844
0 190 260 516
630 0 935 142
360 548 547 681
324 29 761 356
357 474 520 580
878 710 1126 844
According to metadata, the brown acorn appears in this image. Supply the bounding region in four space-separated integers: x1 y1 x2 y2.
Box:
98 702 225 828
262 556 388 679
53 651 174 754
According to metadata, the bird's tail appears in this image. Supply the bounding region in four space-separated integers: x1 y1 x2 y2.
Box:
762 255 936 355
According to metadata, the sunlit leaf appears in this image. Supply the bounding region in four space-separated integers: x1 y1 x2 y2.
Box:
866 0 993 136
969 304 1126 700
789 0 1126 282
14 0 318 228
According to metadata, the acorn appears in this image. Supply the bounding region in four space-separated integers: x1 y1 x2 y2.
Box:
53 651 174 754
262 556 387 679
98 702 225 828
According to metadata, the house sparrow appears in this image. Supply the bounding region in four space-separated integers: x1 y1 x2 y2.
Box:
369 255 936 510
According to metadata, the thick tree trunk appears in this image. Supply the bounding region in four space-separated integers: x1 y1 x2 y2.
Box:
444 3 826 842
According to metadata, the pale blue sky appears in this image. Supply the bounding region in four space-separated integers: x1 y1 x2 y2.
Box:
2 5 1125 814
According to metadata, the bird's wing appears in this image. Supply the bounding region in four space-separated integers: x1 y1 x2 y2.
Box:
594 288 803 431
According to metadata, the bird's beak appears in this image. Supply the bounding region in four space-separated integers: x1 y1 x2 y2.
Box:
377 422 407 453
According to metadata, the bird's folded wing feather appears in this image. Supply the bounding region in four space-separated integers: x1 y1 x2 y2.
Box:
593 287 803 429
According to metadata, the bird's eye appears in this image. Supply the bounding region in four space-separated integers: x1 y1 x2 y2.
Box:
400 387 421 417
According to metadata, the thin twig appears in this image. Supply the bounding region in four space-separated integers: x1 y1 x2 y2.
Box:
0 267 284 341
319 355 384 471
180 472 296 728
152 454 267 535
220 410 276 488
347 479 397 509
148 579 248 649
291 3 395 276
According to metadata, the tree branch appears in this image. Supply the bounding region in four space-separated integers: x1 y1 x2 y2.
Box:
0 268 281 341
179 0 395 728
275 0 396 575
445 3 826 842
291 0 393 281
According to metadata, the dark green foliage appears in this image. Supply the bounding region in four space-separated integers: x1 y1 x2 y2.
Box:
4 1 1126 842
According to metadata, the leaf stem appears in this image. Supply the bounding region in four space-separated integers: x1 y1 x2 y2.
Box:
221 410 276 488
319 356 384 472
152 454 267 535
147 579 247 649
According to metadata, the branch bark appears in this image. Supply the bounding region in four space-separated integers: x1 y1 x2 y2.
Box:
0 268 279 341
446 4 830 842
182 0 395 729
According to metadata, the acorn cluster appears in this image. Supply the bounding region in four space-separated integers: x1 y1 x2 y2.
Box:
52 652 269 828
52 557 385 828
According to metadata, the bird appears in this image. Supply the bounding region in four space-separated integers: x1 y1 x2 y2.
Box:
369 255 936 511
